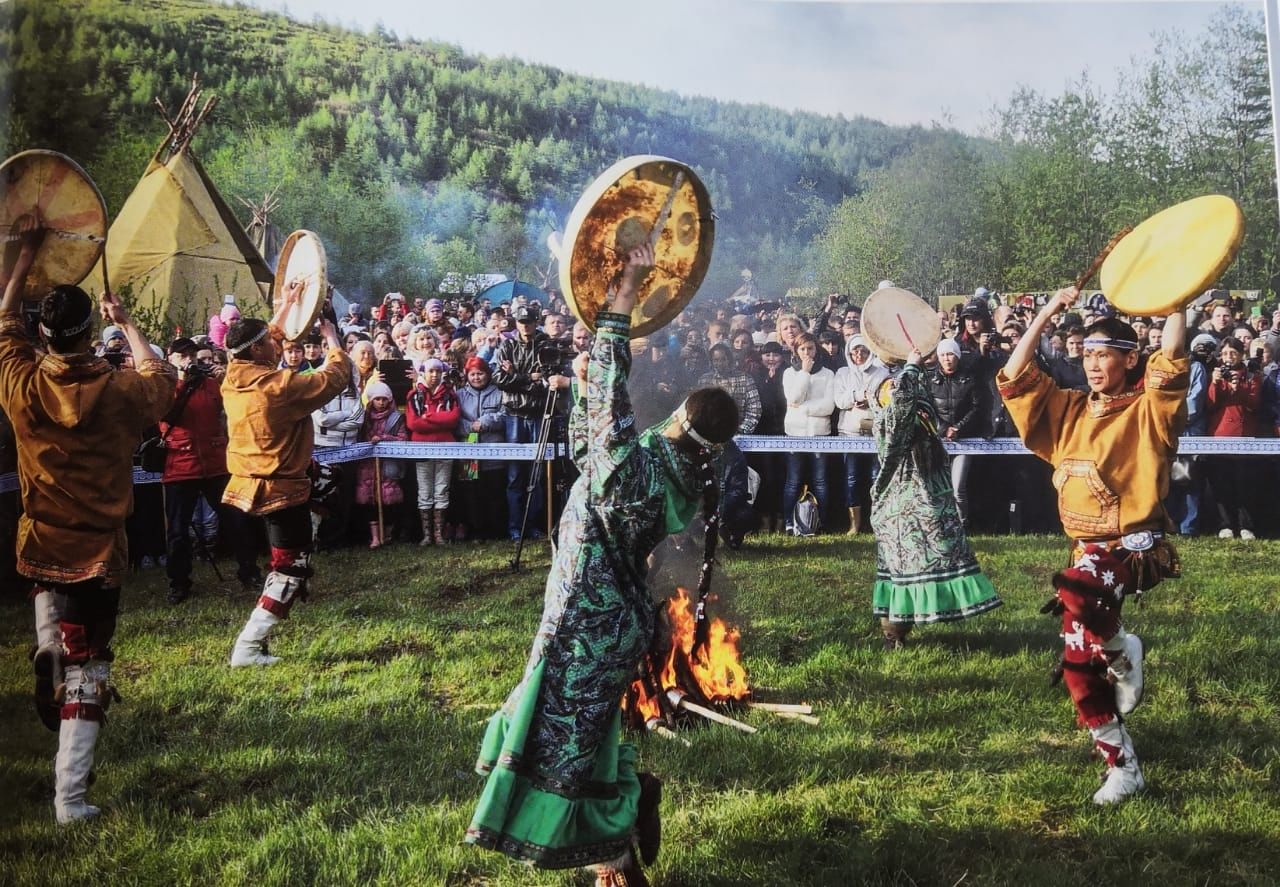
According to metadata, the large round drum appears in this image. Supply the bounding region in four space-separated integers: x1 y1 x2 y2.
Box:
1101 195 1245 316
0 150 107 301
273 229 327 339
560 155 714 338
861 286 941 363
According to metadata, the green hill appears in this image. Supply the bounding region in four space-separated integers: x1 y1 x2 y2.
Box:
0 0 952 302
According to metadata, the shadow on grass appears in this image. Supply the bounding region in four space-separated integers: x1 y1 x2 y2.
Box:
702 820 1280 886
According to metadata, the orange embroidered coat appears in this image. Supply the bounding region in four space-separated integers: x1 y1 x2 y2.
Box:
221 337 353 516
996 352 1189 540
0 312 177 584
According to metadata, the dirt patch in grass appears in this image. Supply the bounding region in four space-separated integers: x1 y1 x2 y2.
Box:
322 637 433 665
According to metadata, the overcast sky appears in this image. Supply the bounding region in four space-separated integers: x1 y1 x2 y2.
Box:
250 0 1243 133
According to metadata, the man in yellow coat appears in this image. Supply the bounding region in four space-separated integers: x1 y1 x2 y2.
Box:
998 285 1187 805
0 217 176 823
221 281 352 666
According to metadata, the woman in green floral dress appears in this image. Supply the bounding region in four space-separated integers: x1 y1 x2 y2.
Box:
465 246 739 887
870 347 1001 649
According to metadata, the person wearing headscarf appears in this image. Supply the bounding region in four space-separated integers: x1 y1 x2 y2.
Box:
465 245 739 887
833 334 889 534
0 217 176 824
405 357 460 545
869 345 1001 649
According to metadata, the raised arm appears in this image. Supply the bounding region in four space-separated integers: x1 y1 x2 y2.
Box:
1005 287 1076 380
270 278 304 332
1 216 45 316
1162 307 1186 360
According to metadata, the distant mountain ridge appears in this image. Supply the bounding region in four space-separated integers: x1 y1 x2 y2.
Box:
1 0 960 299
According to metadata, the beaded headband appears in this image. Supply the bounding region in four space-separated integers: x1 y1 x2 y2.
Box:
226 326 269 355
1083 336 1138 352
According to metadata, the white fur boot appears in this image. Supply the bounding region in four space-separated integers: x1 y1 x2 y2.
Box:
33 590 66 731
54 662 108 824
1104 629 1144 716
230 606 281 666
1091 719 1145 805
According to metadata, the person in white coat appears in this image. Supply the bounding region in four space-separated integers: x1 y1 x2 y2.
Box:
833 335 889 534
782 333 835 532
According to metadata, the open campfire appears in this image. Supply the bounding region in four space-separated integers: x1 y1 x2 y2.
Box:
622 588 816 741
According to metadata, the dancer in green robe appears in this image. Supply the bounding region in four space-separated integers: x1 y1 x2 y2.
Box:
465 245 739 887
870 347 1001 649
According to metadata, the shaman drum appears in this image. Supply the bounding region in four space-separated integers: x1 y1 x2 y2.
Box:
861 286 941 364
1100 195 1245 317
560 155 714 338
274 229 327 339
0 150 107 301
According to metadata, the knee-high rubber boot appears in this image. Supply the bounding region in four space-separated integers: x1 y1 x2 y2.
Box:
419 510 434 546
54 662 108 824
1091 719 1144 805
230 606 281 666
33 590 66 732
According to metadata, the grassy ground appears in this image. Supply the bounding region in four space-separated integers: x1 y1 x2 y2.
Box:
1 534 1277 886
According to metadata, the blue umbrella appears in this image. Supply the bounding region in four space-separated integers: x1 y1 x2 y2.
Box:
476 279 550 306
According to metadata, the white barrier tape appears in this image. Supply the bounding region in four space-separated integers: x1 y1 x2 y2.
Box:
1 436 1276 494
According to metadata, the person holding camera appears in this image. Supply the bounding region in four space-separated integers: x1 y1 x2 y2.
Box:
1205 336 1262 540
1 216 176 824
493 304 571 541
160 337 261 603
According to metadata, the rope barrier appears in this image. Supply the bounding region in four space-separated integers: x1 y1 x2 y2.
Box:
1 436 1276 494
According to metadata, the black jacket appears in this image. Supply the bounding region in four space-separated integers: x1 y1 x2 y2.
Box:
492 332 556 418
928 367 984 437
753 367 787 435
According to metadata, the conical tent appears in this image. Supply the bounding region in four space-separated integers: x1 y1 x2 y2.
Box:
84 78 271 334
243 190 282 271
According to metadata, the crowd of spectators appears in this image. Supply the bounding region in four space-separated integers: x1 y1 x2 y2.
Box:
3 283 1279 595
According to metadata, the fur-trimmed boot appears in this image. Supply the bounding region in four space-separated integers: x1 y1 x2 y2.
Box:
54 661 110 825
846 506 862 536
230 606 281 667
880 617 911 651
1104 629 1144 716
1091 719 1145 805
419 510 434 546
433 508 449 545
32 589 66 732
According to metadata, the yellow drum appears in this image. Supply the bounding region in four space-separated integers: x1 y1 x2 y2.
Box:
0 150 107 300
1101 195 1245 316
560 155 714 338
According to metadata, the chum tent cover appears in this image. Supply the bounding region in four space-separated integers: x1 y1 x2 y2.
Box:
84 78 271 333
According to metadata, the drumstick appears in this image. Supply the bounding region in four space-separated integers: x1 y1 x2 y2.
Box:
99 238 110 295
648 171 685 250
1073 226 1133 291
896 313 918 352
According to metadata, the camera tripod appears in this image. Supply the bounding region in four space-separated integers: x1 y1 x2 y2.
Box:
509 384 565 573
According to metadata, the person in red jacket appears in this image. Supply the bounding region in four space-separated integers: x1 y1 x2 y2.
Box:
406 357 461 544
162 337 261 602
1205 336 1262 539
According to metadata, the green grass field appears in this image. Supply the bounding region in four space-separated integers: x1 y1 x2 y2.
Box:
2 534 1278 886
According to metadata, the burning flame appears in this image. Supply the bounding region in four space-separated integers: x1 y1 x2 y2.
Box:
663 587 749 702
622 587 750 726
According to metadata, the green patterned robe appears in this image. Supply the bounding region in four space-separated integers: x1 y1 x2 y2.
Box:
870 363 1001 624
465 312 700 869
